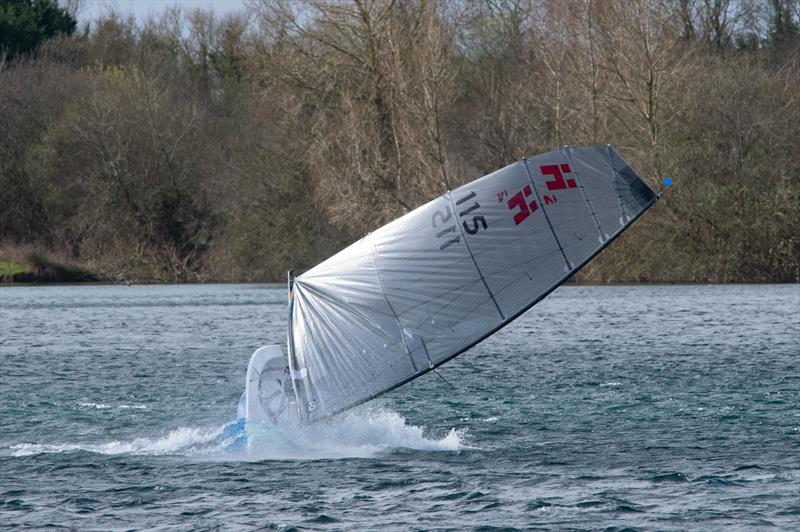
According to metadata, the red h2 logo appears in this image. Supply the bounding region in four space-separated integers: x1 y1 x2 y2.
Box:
502 162 574 226
506 185 539 225
540 163 577 191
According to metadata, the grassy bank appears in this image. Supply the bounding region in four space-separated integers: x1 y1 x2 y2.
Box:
0 250 97 284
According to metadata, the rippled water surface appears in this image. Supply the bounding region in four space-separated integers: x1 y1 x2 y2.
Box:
1 284 798 530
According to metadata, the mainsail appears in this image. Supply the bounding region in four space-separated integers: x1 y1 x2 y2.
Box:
288 145 658 422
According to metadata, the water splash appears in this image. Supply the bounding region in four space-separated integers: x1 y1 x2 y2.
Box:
8 407 466 461
241 408 466 461
9 426 224 457
77 402 112 409
76 402 148 410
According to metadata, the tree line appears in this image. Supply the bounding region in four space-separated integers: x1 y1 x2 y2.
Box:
1 0 798 282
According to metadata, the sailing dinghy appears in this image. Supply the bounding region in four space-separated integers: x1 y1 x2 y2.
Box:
235 145 663 430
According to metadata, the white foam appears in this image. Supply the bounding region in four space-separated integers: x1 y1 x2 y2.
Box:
9 426 223 457
77 402 112 409
8 407 466 461
76 402 147 410
243 408 465 461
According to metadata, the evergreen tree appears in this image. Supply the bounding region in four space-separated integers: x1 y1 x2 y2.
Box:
0 0 76 59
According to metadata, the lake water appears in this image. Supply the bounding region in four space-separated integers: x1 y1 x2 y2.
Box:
1 284 798 530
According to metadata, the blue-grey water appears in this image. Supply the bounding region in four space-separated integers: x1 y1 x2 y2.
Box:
1 284 798 530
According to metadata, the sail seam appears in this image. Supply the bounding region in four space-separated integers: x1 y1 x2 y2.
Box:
564 146 605 241
446 192 506 321
607 145 628 224
290 147 659 423
370 243 420 372
318 190 662 421
522 157 573 270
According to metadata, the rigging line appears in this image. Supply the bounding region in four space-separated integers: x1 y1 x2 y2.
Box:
379 252 478 292
399 276 487 323
410 279 487 329
432 367 457 391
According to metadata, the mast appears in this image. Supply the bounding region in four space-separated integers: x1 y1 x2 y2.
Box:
287 269 295 354
286 270 308 423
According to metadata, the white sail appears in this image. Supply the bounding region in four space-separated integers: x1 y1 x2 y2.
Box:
289 146 657 422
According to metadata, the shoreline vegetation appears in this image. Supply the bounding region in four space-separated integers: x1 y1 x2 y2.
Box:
0 250 96 284
0 245 796 286
1 1 798 285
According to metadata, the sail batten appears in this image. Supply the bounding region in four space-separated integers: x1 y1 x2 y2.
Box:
290 146 657 422
566 147 606 243
446 191 506 321
522 156 573 271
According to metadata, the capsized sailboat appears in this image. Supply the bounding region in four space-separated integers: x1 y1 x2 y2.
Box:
236 145 664 429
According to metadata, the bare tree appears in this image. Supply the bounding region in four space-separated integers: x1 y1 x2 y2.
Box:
592 0 696 178
1 1 797 282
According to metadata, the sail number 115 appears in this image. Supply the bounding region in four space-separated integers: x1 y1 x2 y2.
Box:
432 191 487 250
